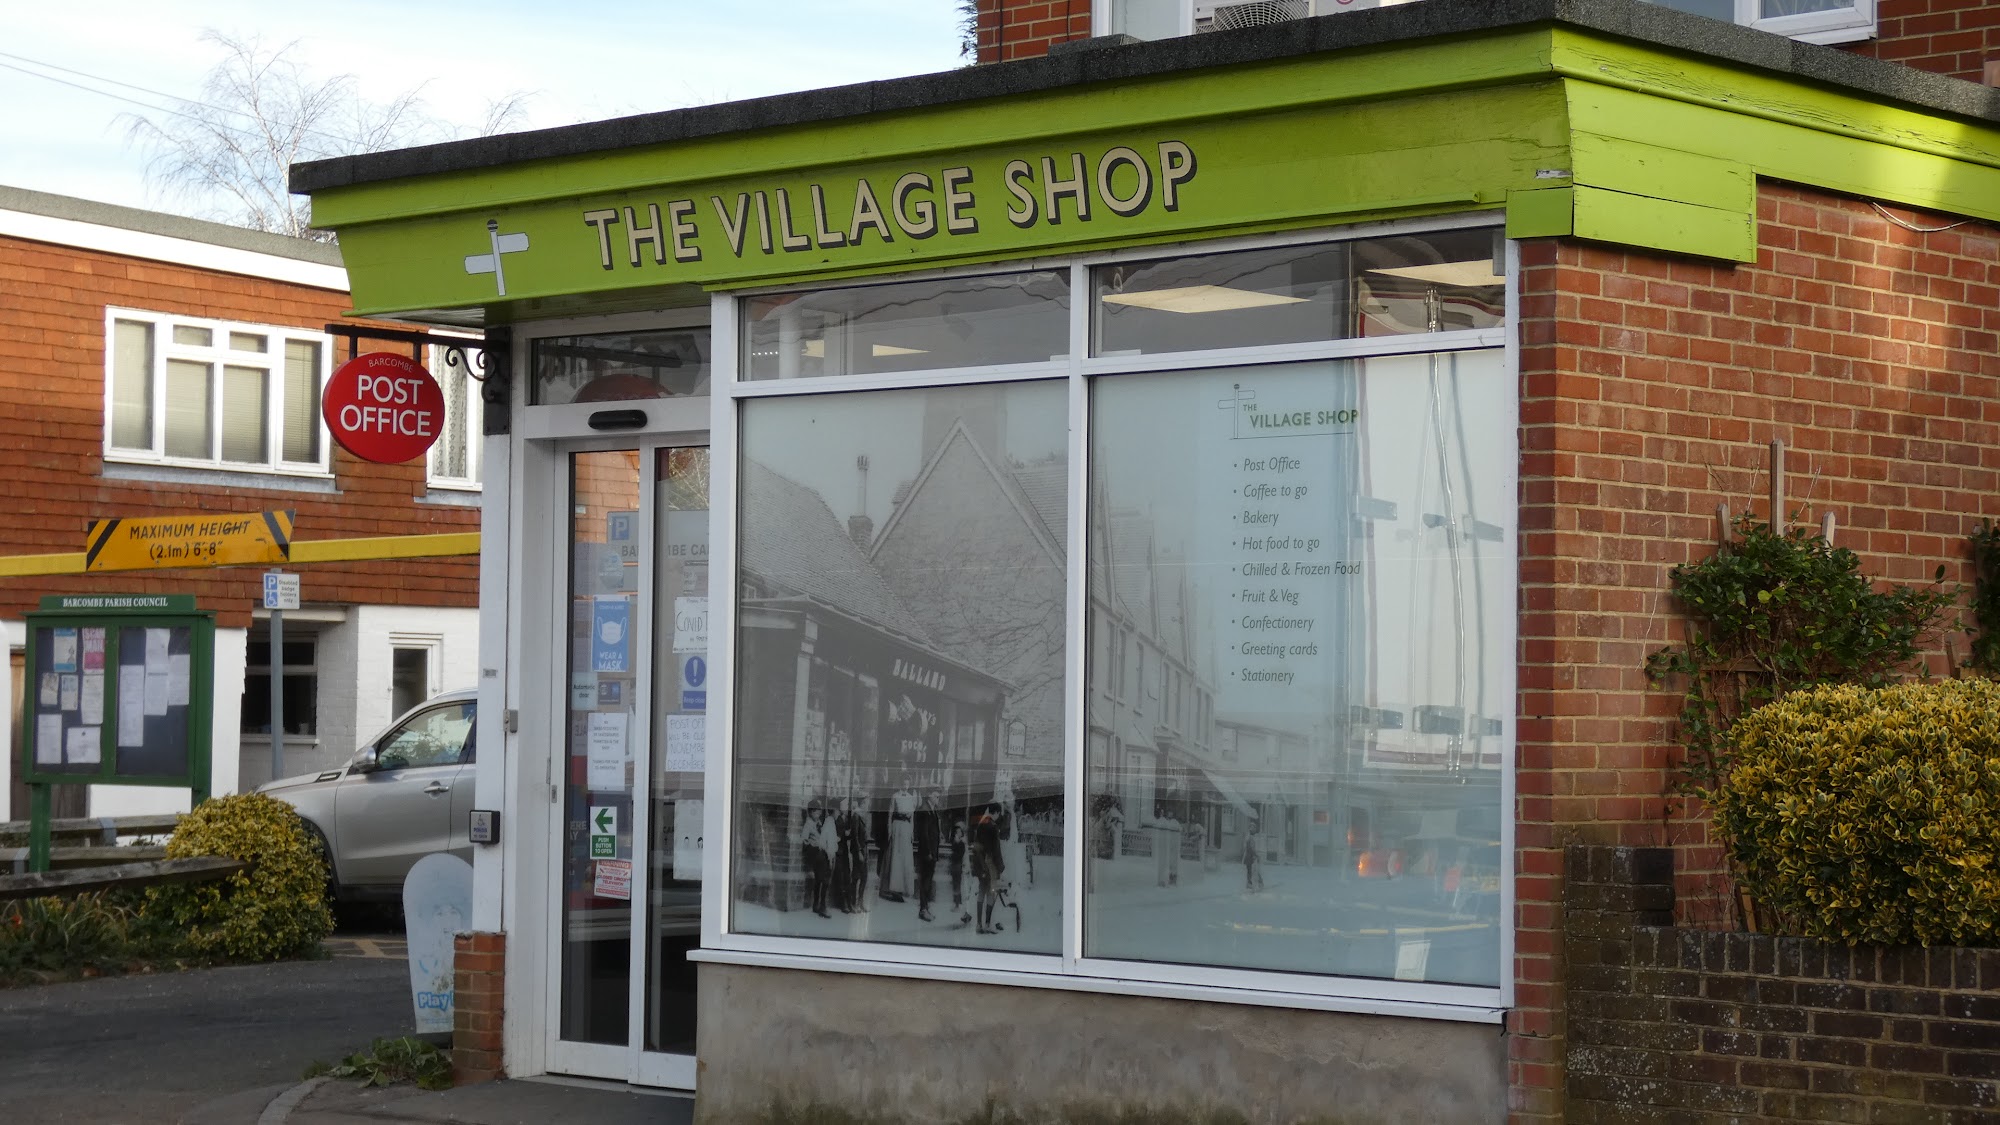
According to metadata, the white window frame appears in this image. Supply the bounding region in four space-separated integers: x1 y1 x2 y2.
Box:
389 632 446 714
1091 0 1875 46
700 213 1518 1024
1740 0 1875 45
426 336 485 490
102 307 333 476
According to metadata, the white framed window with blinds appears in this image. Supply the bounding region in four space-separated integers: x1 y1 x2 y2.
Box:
426 340 483 489
104 308 332 475
1098 0 1874 46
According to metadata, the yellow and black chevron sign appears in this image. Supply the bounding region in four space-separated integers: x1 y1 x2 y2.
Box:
84 510 294 572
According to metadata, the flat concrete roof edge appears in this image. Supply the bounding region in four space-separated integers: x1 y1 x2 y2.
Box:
291 0 2000 198
0 184 344 266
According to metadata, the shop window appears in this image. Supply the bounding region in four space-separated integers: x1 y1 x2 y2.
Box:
721 223 1512 1004
1084 352 1509 985
730 380 1069 952
1096 0 1872 46
1093 230 1502 356
243 632 318 737
530 327 711 405
742 270 1070 381
106 310 330 474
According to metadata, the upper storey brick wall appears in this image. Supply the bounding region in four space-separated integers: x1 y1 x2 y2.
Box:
0 233 479 629
1854 0 2000 84
976 0 1093 62
975 0 2000 83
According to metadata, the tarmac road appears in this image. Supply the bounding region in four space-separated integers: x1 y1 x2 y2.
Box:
0 952 410 1124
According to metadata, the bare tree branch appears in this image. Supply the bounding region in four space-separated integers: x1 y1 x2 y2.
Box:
121 31 531 241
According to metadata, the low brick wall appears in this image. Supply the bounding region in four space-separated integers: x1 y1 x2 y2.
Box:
452 930 506 1085
1564 845 2000 1122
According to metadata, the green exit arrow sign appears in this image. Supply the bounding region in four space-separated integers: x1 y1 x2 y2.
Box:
589 805 617 858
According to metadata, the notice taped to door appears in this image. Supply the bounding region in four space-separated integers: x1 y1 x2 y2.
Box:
593 858 632 900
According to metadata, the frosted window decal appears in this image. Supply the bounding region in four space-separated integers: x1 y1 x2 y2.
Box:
1083 352 1510 986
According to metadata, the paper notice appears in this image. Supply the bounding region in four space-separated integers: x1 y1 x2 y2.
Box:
144 670 170 716
59 674 79 712
168 653 191 707
52 628 78 672
672 596 708 653
585 711 628 792
65 726 101 766
35 714 63 765
81 628 105 671
593 858 633 901
118 665 146 745
80 673 105 726
664 713 706 773
37 672 57 708
673 798 705 880
145 627 170 669
1394 936 1432 982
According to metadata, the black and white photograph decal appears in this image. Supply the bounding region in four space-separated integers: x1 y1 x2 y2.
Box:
731 381 1068 954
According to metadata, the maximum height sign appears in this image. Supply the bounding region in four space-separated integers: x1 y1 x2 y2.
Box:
85 511 294 572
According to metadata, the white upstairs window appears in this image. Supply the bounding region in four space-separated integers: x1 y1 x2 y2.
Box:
1096 0 1874 46
105 309 331 475
426 340 484 489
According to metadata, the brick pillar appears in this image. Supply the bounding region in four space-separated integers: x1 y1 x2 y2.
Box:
452 930 506 1085
1562 845 1674 1119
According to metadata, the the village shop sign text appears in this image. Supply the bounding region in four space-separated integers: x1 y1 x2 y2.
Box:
579 141 1198 270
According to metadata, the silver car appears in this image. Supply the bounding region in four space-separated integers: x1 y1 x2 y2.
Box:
260 688 477 901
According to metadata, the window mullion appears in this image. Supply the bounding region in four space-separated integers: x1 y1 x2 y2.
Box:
207 339 222 462
1063 258 1091 970
263 356 281 470
150 317 167 458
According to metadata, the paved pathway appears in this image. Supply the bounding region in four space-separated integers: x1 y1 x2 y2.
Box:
0 955 409 1124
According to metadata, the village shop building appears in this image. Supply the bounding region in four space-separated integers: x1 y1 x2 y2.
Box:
292 2 2000 1120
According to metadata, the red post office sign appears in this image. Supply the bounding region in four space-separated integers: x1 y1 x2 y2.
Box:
323 352 446 463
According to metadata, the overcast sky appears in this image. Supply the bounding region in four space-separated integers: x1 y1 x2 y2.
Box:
0 1 968 220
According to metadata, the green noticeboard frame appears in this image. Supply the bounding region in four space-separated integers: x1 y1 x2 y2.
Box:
18 595 215 870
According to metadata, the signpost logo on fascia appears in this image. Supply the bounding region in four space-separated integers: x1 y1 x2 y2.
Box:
464 218 530 296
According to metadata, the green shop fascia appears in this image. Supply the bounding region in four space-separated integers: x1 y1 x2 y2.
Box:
292 0 2000 1116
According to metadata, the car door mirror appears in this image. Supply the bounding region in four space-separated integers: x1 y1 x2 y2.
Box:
348 745 382 774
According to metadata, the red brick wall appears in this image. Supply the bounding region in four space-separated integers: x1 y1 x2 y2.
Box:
0 233 479 630
1509 182 2000 1121
975 0 2000 82
1851 0 2000 84
452 930 506 1084
975 0 1094 62
1564 845 2000 1124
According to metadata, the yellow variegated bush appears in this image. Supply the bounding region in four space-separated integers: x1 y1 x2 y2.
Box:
1719 679 2000 946
147 792 333 961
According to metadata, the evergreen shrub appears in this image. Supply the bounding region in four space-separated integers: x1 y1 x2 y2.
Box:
1719 679 2000 946
148 793 332 961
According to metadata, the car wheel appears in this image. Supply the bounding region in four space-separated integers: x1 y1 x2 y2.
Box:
300 820 342 903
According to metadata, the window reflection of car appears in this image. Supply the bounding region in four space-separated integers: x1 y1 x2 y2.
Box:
259 688 477 902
